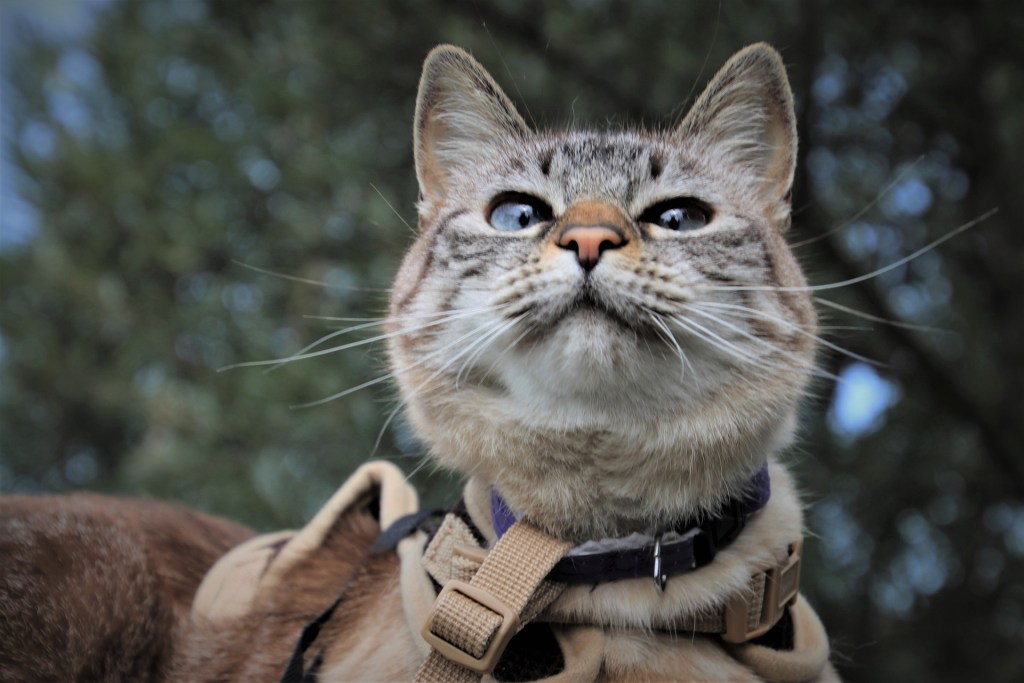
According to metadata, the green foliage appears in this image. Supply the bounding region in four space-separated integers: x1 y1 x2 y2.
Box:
2 1 1023 680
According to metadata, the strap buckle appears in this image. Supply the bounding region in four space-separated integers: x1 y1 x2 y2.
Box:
421 580 520 674
693 499 745 567
652 534 668 593
723 539 803 643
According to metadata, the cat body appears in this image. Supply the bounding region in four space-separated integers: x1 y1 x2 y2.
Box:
0 44 837 682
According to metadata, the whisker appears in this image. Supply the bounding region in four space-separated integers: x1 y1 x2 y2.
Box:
303 308 438 337
451 319 511 389
704 208 997 293
489 323 534 368
818 325 874 333
292 373 396 409
472 319 539 386
393 317 522 408
305 301 498 325
434 315 518 384
219 305 510 372
402 455 437 484
231 260 390 293
694 300 880 367
292 313 503 408
681 305 837 381
814 297 949 334
372 401 405 455
646 310 694 381
303 315 387 323
789 157 924 249
668 314 760 365
370 182 417 236
665 315 763 392
454 315 525 389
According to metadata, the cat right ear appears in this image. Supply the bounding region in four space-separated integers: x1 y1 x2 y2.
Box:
675 44 798 219
414 45 529 210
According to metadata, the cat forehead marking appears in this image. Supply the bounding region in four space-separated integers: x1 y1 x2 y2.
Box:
537 134 658 204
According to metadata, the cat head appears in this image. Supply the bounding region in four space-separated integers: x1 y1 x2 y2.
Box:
387 44 817 540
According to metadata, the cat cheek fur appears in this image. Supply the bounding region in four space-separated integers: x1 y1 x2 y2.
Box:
388 44 818 540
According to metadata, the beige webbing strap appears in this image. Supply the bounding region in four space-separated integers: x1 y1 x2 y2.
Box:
674 571 768 634
438 532 802 644
417 520 573 682
653 539 801 642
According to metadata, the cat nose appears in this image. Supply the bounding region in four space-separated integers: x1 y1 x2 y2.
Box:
557 226 627 271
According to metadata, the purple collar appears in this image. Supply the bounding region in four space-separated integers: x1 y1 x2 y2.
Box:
489 464 771 588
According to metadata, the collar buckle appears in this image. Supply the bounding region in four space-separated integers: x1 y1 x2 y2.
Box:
693 499 745 567
652 534 668 592
723 539 803 643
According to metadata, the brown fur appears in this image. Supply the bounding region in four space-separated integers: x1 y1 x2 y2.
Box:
167 494 394 682
0 494 251 683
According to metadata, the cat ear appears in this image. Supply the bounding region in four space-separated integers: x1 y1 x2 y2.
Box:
414 45 530 206
676 44 797 210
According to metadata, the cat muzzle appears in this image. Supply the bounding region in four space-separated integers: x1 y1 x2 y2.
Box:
554 200 634 271
557 225 626 270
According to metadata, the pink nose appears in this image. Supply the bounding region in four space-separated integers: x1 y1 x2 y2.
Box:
557 226 626 271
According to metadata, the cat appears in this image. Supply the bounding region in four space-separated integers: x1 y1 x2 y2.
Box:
0 43 838 682
391 42 815 544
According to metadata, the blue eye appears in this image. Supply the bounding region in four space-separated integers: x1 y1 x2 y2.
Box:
488 194 552 231
640 199 711 231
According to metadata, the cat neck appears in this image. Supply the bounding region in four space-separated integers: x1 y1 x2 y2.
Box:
467 460 774 543
423 412 790 543
442 461 807 644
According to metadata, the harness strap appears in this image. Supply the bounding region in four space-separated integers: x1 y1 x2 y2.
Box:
416 520 573 682
278 508 441 683
490 466 771 586
370 509 441 553
279 591 342 683
423 512 804 647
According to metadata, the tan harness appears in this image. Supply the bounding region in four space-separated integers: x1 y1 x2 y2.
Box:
192 461 833 683
416 513 803 682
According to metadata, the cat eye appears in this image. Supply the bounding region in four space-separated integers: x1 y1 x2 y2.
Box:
488 193 553 232
639 198 711 231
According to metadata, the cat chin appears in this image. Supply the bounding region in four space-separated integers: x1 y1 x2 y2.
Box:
483 314 721 422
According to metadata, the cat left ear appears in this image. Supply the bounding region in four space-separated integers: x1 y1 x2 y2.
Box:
676 44 797 216
414 45 530 209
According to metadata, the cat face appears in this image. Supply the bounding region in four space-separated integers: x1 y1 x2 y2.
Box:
387 45 818 534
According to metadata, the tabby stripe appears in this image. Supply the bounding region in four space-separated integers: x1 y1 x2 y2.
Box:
391 208 469 315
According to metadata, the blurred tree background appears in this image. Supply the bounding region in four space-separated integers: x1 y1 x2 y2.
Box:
1 0 1022 680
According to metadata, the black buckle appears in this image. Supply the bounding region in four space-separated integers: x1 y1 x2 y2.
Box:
693 500 745 568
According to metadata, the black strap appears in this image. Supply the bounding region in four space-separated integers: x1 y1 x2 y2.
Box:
279 593 342 683
370 509 441 553
487 465 770 585
277 509 441 683
547 496 757 584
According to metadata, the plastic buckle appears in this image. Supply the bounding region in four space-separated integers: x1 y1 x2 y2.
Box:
715 500 745 546
694 500 745 568
692 530 716 567
722 539 803 643
421 580 520 674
